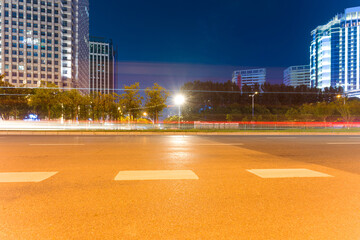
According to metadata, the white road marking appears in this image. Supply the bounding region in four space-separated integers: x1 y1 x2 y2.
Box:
0 172 58 183
196 143 243 146
114 170 199 181
29 144 85 146
247 169 333 178
267 137 297 139
327 142 360 145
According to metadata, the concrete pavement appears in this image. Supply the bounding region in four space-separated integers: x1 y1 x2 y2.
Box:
1 135 360 239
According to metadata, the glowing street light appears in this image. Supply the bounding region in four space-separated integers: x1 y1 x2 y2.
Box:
337 94 346 105
174 94 186 129
249 92 258 119
174 94 186 106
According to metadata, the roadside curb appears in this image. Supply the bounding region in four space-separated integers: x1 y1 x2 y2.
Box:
0 131 360 136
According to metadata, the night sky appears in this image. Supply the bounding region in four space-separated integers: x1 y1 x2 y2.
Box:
90 0 359 89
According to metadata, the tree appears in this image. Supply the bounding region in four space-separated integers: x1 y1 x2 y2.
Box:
28 82 61 120
61 89 84 121
145 83 169 123
285 108 300 121
120 83 143 121
313 102 335 122
336 99 360 124
0 77 33 120
299 103 315 121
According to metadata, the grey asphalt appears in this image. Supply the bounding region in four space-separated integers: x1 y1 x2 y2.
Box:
1 135 360 239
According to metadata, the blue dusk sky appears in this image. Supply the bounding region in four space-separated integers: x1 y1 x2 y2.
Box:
90 0 359 89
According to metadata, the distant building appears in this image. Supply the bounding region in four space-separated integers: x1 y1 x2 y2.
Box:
232 68 266 90
284 65 310 87
310 6 360 98
89 37 116 94
0 0 90 91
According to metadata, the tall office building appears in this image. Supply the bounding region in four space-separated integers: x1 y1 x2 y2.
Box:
89 37 116 94
310 6 360 97
0 0 90 91
284 65 310 87
232 68 266 90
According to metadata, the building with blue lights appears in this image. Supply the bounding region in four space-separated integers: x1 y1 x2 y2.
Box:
310 7 360 98
284 65 310 87
231 68 266 90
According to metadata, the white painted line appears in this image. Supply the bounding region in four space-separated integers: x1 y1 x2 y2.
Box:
29 144 85 146
114 170 199 181
0 172 58 183
247 169 333 178
196 143 243 146
327 142 360 145
267 137 297 139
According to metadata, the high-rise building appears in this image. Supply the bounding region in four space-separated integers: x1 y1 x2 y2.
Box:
89 37 116 94
284 65 310 87
0 0 90 91
310 7 360 98
232 68 266 90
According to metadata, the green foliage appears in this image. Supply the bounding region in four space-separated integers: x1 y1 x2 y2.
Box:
145 83 169 123
120 83 143 120
0 79 33 119
285 108 299 121
28 82 61 120
226 114 233 122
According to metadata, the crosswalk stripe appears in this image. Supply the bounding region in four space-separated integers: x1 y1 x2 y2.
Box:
29 144 85 146
247 169 333 178
267 137 297 139
327 142 360 145
114 170 199 181
195 143 243 146
0 172 58 183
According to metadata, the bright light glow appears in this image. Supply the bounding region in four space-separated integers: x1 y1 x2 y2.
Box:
174 94 185 105
143 112 148 117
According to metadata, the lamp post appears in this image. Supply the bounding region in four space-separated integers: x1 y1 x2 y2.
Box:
249 92 258 119
174 94 185 129
337 94 346 105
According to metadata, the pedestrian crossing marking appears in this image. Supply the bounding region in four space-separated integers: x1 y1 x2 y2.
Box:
0 172 58 183
114 170 199 181
247 169 333 178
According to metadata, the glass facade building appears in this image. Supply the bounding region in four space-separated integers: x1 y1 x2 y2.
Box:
310 7 360 98
231 68 266 90
0 0 89 91
284 65 310 87
89 36 116 94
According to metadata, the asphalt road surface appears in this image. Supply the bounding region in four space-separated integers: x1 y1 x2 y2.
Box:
1 135 360 239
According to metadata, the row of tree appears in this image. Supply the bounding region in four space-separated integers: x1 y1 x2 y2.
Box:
1 76 360 123
177 80 359 122
0 75 169 122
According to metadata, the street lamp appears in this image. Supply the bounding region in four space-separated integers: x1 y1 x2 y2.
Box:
337 94 346 105
174 94 185 129
249 92 258 119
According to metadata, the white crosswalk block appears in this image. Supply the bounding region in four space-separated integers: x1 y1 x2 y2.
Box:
0 172 58 183
247 169 333 178
327 142 360 145
114 170 199 181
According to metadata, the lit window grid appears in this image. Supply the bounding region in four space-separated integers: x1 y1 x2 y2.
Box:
232 68 266 88
89 40 114 94
0 0 89 90
310 9 360 96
